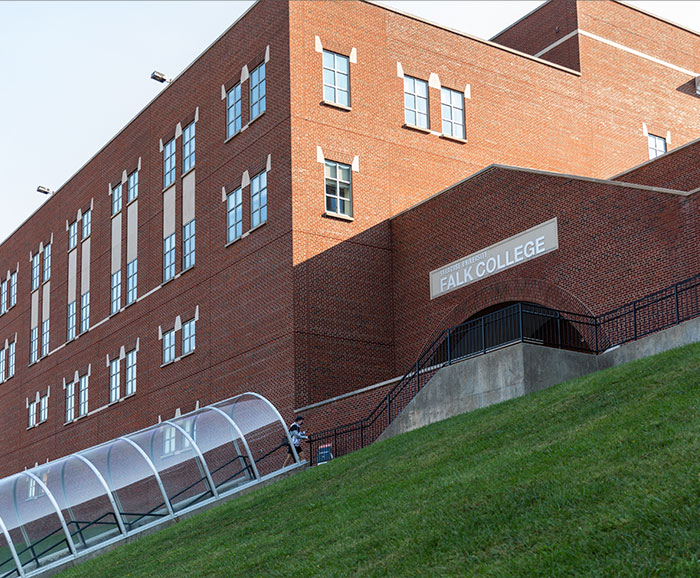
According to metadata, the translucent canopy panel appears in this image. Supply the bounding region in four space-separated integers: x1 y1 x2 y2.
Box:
0 392 298 577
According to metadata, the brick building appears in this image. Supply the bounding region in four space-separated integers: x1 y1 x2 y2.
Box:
0 0 699 476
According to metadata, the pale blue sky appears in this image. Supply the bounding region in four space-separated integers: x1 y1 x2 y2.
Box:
0 1 698 243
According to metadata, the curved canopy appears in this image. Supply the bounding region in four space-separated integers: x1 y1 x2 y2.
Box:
0 393 299 577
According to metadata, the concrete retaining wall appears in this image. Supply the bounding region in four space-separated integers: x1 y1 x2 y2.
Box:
379 316 700 440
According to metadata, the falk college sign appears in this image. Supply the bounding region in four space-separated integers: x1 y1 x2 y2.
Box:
430 218 559 299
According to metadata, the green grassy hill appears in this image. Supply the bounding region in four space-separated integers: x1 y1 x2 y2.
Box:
61 342 700 577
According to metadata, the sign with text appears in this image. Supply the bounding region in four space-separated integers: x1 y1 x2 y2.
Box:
430 218 559 299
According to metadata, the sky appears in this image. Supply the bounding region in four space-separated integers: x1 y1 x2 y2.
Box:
1 1 699 244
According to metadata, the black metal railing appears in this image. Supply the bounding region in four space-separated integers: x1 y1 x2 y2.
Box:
309 273 700 464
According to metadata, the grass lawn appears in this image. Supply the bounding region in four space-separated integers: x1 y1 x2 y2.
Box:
60 342 700 577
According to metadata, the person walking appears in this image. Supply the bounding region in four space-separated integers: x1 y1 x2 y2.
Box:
283 415 308 466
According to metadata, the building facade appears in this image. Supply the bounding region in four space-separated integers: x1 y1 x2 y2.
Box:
0 0 699 476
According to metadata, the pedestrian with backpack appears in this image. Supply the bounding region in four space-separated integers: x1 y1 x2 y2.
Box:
283 415 308 467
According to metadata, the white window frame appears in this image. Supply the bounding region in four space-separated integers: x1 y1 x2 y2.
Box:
163 329 175 365
79 374 89 417
183 220 195 270
227 83 242 138
227 187 243 243
9 272 16 307
67 301 76 341
65 380 75 423
8 341 15 377
82 209 92 239
39 394 48 423
43 243 51 282
41 319 49 357
111 270 121 315
648 134 666 159
31 253 40 291
112 183 123 216
126 349 137 396
30 327 38 364
80 292 90 333
163 233 176 282
164 138 176 188
404 75 429 129
28 400 38 428
182 319 196 355
109 358 120 403
0 280 7 315
68 221 78 251
250 62 266 121
440 87 465 140
126 259 137 304
251 170 267 229
0 349 5 383
183 121 195 173
128 170 139 203
324 160 353 218
323 50 350 107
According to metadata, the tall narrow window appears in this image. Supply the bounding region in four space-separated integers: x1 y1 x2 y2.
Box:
441 88 465 139
163 234 175 282
67 301 76 341
109 358 120 403
41 319 49 357
182 318 196 355
128 170 139 202
250 62 266 121
126 259 137 304
39 395 48 423
82 209 91 239
112 183 123 215
227 83 242 138
0 349 5 383
43 243 51 282
8 341 15 377
163 427 176 456
65 381 75 422
227 187 243 243
68 221 78 250
251 171 267 229
0 280 7 315
111 270 121 314
9 272 16 307
79 374 89 417
31 253 40 291
323 50 350 107
404 76 429 129
80 292 90 333
163 329 175 364
164 138 176 188
183 121 195 173
324 160 353 218
648 134 666 159
28 400 38 428
30 327 38 363
183 220 195 270
126 349 137 396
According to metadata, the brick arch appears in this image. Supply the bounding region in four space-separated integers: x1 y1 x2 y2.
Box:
420 277 593 354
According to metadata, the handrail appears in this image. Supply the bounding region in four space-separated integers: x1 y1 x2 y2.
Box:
309 272 700 463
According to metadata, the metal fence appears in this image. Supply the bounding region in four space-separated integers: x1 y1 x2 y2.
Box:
309 273 700 464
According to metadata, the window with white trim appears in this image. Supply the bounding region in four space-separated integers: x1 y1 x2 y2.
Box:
126 349 137 396
31 253 40 291
648 134 666 159
164 138 176 188
251 170 267 229
250 62 266 121
0 349 5 383
182 318 196 355
112 183 123 216
28 399 38 428
183 220 195 270
163 426 176 456
227 187 243 243
183 121 195 173
65 380 75 422
82 209 91 239
0 280 6 315
126 259 137 305
109 358 120 403
79 374 89 417
323 50 350 107
111 270 121 315
8 341 15 377
67 301 76 341
128 170 138 202
441 87 465 139
163 329 175 364
80 292 90 333
163 234 175 282
324 160 352 218
68 221 78 251
9 272 16 307
227 83 242 138
39 394 48 423
41 319 49 357
404 76 429 129
30 327 38 364
43 243 51 282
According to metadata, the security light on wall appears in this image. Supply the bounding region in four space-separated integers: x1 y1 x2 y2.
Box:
36 186 53 195
151 71 171 84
